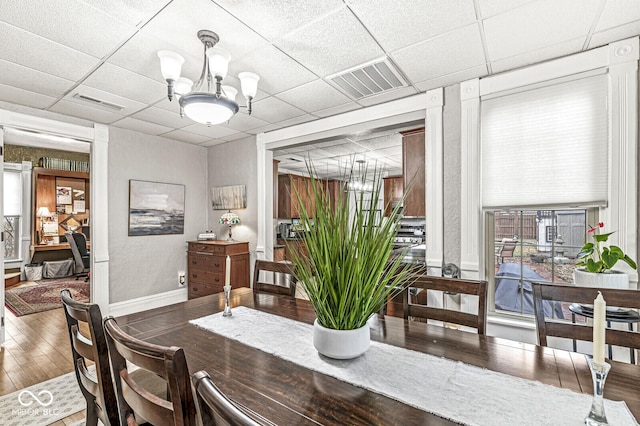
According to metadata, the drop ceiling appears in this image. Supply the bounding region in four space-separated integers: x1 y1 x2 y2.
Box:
0 0 638 148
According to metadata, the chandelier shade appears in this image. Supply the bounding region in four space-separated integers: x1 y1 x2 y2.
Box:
158 30 259 126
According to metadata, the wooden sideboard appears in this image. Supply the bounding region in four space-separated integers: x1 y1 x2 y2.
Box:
187 241 250 299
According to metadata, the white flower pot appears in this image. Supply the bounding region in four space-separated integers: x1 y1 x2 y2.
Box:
312 319 370 360
573 268 629 289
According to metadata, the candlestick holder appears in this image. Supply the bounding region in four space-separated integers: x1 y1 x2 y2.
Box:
585 357 611 425
222 285 232 317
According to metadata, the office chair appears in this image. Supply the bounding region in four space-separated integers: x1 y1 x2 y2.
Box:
66 231 90 282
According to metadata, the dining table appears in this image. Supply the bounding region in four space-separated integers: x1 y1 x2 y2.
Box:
115 288 640 425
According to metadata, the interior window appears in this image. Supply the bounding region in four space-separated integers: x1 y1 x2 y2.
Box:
492 209 587 319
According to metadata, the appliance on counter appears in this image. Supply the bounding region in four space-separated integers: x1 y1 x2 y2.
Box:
393 217 426 264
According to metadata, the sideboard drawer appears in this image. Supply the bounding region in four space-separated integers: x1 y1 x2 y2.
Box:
188 282 223 298
189 242 225 254
188 253 224 272
189 270 224 286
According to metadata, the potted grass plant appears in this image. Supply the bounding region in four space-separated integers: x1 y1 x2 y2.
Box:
288 162 419 359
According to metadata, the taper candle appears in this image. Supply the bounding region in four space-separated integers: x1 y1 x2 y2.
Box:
593 292 606 364
225 255 231 286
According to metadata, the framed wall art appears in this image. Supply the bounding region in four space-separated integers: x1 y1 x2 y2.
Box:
211 184 246 210
129 180 185 236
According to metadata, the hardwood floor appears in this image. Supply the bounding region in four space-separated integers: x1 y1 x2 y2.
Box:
1 306 87 424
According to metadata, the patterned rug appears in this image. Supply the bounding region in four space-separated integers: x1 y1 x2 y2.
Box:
4 278 90 317
0 368 87 425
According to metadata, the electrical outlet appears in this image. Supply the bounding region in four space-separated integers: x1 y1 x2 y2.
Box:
178 271 186 288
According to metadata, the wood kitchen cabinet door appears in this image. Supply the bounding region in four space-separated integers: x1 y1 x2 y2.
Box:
383 176 403 217
401 128 425 217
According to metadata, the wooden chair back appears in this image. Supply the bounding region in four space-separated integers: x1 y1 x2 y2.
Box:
532 283 640 353
192 370 262 426
403 275 488 334
103 316 197 426
253 260 297 297
61 289 119 426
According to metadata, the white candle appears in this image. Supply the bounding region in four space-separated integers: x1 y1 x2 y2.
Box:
225 255 231 286
593 292 606 364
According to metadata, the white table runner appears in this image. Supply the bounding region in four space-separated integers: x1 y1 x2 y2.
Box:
190 307 638 426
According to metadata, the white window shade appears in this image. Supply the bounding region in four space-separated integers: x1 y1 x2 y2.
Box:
481 73 608 210
4 170 21 216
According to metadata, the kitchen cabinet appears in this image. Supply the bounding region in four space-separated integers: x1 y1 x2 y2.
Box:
324 179 345 212
401 128 425 217
383 176 403 217
187 241 250 299
278 173 312 218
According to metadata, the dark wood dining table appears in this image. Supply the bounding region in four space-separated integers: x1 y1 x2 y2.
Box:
115 288 640 425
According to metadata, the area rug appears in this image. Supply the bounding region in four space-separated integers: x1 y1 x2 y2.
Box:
0 368 88 425
4 278 89 317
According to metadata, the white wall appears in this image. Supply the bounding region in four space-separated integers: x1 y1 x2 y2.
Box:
207 136 258 266
108 127 208 303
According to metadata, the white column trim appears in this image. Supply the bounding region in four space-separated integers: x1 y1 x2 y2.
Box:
606 38 638 283
460 78 481 279
91 124 110 314
19 161 32 277
425 88 444 273
256 133 271 261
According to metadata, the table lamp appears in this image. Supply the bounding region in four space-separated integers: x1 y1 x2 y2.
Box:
36 206 52 244
219 210 240 241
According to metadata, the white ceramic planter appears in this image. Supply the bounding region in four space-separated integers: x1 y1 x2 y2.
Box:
573 268 629 289
312 319 370 360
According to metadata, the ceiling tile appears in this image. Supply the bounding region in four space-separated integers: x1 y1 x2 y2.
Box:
347 0 477 52
142 0 269 61
212 0 344 41
82 62 166 105
482 0 600 61
250 97 306 123
49 99 124 124
0 0 137 58
221 131 251 142
392 24 486 83
589 20 640 49
229 44 318 95
62 84 148 116
357 86 418 106
112 117 173 135
491 38 585 73
161 129 209 144
180 123 239 139
414 65 488 92
131 106 190 129
595 0 640 32
477 0 536 18
270 114 318 129
223 112 270 132
276 79 351 113
0 59 74 97
200 139 228 147
275 8 385 77
0 83 56 109
0 22 99 81
84 0 172 27
313 102 361 118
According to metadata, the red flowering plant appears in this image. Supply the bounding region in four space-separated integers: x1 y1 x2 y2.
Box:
576 222 637 273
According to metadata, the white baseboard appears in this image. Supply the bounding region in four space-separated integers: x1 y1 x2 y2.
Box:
109 288 188 317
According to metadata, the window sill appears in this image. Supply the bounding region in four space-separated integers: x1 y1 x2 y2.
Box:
487 313 536 331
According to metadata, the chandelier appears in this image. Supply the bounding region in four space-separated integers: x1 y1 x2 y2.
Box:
157 30 259 126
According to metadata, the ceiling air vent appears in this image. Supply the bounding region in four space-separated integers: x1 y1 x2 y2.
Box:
326 57 407 100
72 93 125 111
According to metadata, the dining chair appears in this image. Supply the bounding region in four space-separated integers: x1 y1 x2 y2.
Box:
61 289 119 426
402 275 488 334
192 370 264 426
253 260 297 297
103 316 197 426
532 283 640 361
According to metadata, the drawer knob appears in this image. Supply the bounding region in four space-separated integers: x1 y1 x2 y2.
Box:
215 263 221 267
214 277 220 282
193 274 198 279
192 260 197 264
193 287 198 292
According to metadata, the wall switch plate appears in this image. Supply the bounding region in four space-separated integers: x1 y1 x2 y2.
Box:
178 271 186 288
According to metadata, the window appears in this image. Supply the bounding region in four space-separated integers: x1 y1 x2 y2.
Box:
492 209 587 318
4 166 22 261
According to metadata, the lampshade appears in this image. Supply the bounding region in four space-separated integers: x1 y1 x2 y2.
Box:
219 211 240 225
157 50 185 81
37 206 52 218
221 85 237 102
206 47 230 78
238 72 260 98
181 94 238 125
174 77 194 97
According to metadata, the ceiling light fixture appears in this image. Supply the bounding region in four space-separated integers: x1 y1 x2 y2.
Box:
158 30 260 126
